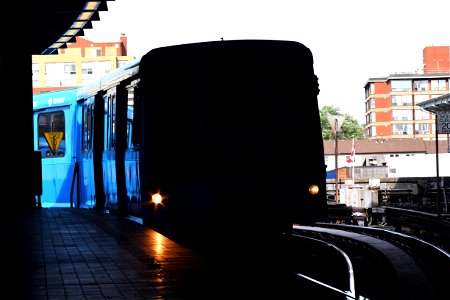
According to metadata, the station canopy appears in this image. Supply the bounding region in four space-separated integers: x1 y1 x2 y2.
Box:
32 0 113 55
419 93 450 113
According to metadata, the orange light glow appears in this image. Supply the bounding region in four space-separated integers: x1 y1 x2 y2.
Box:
309 185 319 195
151 193 163 204
146 231 166 255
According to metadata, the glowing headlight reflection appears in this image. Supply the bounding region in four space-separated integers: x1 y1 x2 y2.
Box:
154 233 164 254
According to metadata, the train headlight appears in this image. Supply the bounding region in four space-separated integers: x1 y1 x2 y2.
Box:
308 184 319 195
151 193 163 204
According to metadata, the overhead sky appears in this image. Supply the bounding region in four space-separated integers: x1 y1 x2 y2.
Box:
83 0 450 123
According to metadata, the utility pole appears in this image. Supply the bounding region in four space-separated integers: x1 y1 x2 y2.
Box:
327 115 345 204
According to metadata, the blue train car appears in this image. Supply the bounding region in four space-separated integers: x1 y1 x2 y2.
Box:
33 88 80 207
76 59 142 215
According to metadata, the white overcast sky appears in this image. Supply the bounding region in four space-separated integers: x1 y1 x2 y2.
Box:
83 0 450 123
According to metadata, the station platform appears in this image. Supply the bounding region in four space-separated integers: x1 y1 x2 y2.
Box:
2 207 305 299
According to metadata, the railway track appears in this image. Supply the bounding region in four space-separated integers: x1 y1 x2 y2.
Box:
286 224 450 299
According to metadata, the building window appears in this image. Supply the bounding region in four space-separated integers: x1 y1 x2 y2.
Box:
430 79 446 91
392 124 413 135
90 48 102 57
81 62 94 84
413 80 428 91
81 61 111 85
82 67 93 75
367 125 376 137
391 80 412 92
391 95 412 106
414 109 431 121
392 109 413 121
45 62 76 87
366 97 375 110
64 63 76 75
415 123 430 135
365 83 375 98
32 63 40 87
63 63 77 86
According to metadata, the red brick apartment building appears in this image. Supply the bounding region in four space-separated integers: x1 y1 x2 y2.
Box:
32 34 135 94
364 46 450 140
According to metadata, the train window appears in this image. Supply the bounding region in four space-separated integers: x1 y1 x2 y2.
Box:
82 102 94 152
104 92 116 150
37 111 66 158
111 94 116 149
127 86 140 150
104 95 109 150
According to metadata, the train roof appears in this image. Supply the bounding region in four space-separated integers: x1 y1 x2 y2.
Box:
33 88 79 111
77 39 312 99
140 39 312 65
77 57 142 99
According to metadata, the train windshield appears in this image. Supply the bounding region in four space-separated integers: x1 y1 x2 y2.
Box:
37 111 66 157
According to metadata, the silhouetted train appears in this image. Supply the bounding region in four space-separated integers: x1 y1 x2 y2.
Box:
33 39 328 250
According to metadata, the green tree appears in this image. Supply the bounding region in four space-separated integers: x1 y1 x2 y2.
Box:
320 105 365 140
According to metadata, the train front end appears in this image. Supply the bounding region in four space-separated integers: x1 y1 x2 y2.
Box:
137 40 328 252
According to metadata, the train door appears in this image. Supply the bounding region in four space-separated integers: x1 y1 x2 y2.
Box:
92 93 106 210
78 97 95 208
77 95 98 208
103 87 130 215
124 83 142 217
103 89 118 211
77 93 106 210
34 103 77 207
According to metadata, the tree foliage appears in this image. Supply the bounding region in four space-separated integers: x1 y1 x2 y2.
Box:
320 105 365 140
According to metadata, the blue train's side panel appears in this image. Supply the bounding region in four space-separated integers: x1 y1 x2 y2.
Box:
33 88 79 207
